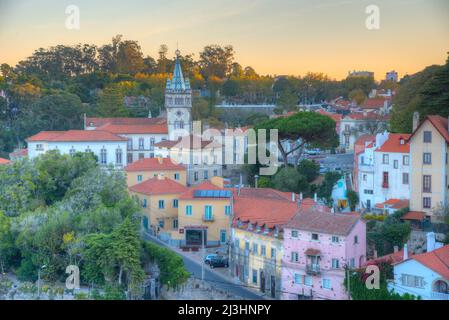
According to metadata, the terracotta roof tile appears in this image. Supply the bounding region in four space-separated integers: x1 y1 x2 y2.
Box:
401 211 426 221
412 245 449 279
0 158 10 165
376 133 411 153
97 123 168 134
375 199 409 210
125 157 186 172
361 98 389 109
129 177 187 195
408 115 449 144
27 130 127 142
85 117 166 128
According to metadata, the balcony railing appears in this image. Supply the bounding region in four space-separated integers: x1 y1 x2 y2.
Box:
203 214 214 222
306 264 321 275
431 291 449 300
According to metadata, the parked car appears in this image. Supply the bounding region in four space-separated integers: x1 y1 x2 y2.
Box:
209 256 229 268
204 254 219 265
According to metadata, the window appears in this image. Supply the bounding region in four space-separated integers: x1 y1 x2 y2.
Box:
401 274 424 288
354 235 359 244
350 258 355 268
423 197 431 209
204 170 209 180
394 160 398 169
294 273 303 284
158 219 164 228
322 279 332 289
138 153 144 160
245 241 250 251
403 173 409 185
225 205 232 215
204 205 213 220
137 175 143 182
127 153 133 164
291 230 298 238
252 269 258 284
304 276 312 286
364 189 373 195
138 138 144 150
194 171 199 181
252 243 258 255
185 205 192 216
403 155 409 166
363 174 367 181
291 252 299 262
142 199 147 208
332 259 340 269
150 137 155 150
382 172 389 188
69 148 76 156
100 148 107 164
116 148 122 165
332 236 340 243
382 154 389 164
36 144 44 151
85 147 91 153
213 169 218 176
423 175 432 193
423 131 432 143
174 173 180 181
158 200 165 209
311 233 319 241
271 248 276 260
173 219 178 229
423 153 432 165
261 245 266 257
127 139 133 150
173 199 178 208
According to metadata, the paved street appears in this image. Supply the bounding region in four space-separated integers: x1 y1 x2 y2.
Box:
142 233 265 300
316 152 354 172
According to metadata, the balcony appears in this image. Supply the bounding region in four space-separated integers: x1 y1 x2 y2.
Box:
306 264 321 275
431 291 449 300
203 214 214 222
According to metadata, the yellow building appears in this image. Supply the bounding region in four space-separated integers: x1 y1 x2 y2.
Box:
129 175 187 243
408 114 449 223
125 157 187 187
177 180 232 247
230 188 300 299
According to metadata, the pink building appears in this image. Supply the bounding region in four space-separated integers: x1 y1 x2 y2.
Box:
281 208 366 300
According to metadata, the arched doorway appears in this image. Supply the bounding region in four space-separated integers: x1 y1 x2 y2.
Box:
433 280 449 294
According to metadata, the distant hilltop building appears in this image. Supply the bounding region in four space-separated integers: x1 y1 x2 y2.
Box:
348 70 374 78
385 70 398 82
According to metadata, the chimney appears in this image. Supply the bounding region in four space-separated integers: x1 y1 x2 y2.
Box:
254 175 259 189
426 232 436 253
299 192 303 201
412 111 420 132
403 244 408 260
373 250 378 259
393 245 399 253
313 193 318 203
291 193 296 202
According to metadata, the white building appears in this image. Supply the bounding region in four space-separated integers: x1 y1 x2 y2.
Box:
357 132 411 212
388 241 449 300
27 130 128 168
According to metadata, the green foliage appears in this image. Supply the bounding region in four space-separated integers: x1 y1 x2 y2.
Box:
317 171 341 204
345 263 419 300
141 241 189 288
346 190 359 211
367 208 411 256
297 159 319 183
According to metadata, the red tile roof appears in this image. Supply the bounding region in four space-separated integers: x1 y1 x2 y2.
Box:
0 158 11 165
408 115 449 144
316 109 342 122
375 199 409 210
367 249 409 265
97 123 168 134
375 133 411 153
345 112 389 121
304 248 321 256
125 157 186 172
411 245 449 279
361 98 388 109
27 130 127 142
179 181 226 200
154 135 220 150
9 148 28 158
233 187 294 202
286 208 361 236
355 135 375 147
129 177 187 195
85 117 166 128
401 211 426 221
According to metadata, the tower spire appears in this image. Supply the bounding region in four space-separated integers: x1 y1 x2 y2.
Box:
171 49 185 91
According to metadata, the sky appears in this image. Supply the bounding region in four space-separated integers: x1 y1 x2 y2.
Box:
0 0 448 80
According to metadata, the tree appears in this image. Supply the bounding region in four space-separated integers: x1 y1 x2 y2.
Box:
222 79 240 97
96 85 129 117
348 89 366 105
272 167 309 194
347 190 359 211
255 111 339 167
297 159 319 183
198 45 234 79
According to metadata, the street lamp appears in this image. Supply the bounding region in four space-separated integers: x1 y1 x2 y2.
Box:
37 264 47 299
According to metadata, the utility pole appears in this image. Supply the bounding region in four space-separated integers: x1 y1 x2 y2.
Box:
201 229 205 281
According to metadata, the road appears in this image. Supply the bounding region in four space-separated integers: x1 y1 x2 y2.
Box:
316 152 354 172
143 233 264 300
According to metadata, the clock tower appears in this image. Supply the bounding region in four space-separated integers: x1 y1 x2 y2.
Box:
165 50 192 140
